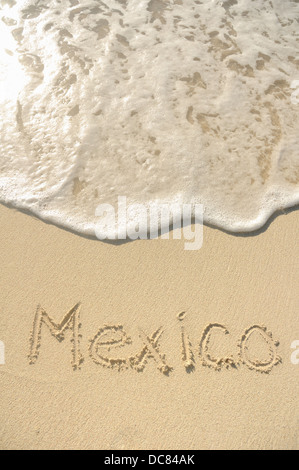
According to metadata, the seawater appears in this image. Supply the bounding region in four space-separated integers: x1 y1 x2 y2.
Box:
0 0 298 236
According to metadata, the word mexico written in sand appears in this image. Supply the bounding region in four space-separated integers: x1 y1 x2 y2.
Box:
28 303 283 375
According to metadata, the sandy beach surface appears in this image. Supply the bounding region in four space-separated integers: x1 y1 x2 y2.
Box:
0 203 298 450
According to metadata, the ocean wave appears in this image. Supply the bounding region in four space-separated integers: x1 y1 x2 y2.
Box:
0 0 298 236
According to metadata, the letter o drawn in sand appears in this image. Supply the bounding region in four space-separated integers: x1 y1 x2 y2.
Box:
238 325 281 373
0 341 4 365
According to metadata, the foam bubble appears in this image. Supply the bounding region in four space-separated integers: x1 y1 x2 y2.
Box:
0 0 298 236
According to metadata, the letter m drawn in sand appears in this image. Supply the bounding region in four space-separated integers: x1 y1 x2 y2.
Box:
28 303 83 370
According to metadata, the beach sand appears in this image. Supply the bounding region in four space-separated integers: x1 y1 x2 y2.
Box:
0 203 298 450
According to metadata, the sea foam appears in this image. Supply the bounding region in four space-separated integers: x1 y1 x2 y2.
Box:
0 0 298 236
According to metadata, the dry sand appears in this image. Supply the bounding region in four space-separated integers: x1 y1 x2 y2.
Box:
0 203 298 450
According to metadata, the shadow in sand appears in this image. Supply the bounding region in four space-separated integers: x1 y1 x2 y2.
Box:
1 201 298 246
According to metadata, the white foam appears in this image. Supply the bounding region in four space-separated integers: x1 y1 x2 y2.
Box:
0 0 298 237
